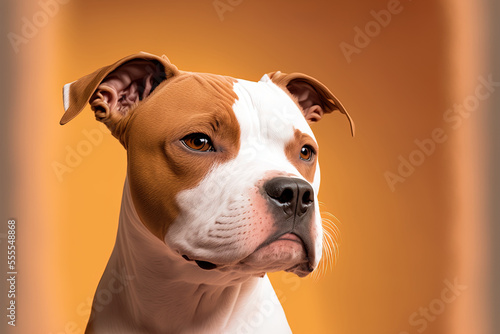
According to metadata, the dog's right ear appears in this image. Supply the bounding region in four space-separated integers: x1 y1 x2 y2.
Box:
60 52 178 133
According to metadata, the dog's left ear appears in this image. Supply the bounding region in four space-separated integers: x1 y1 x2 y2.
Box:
265 71 355 136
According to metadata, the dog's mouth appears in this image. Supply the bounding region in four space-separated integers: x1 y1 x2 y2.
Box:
240 232 314 277
182 254 218 270
180 232 315 276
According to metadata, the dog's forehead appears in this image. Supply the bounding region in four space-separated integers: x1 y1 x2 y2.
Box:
231 78 316 144
226 77 321 190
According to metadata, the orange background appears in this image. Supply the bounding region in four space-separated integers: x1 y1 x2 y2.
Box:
3 0 494 333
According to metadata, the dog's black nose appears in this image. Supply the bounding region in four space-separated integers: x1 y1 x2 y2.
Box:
264 177 314 217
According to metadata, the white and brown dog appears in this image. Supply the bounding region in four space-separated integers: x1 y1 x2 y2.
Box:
61 52 354 334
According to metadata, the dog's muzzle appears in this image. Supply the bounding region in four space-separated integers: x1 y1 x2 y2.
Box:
180 176 318 276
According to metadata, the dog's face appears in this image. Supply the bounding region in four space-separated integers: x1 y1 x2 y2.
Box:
61 52 353 279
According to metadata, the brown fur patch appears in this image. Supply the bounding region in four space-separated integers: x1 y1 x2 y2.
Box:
126 72 240 239
284 128 318 183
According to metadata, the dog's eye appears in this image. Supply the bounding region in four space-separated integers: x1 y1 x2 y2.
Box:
181 133 214 152
299 145 315 161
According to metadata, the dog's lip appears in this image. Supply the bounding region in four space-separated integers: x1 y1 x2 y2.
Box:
180 232 314 274
240 231 310 264
182 254 220 270
235 231 313 276
276 233 302 244
254 232 306 252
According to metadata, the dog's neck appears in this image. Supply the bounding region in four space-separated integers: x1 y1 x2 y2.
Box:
88 178 288 334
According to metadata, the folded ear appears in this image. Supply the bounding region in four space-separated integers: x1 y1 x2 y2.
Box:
60 52 178 132
265 71 355 136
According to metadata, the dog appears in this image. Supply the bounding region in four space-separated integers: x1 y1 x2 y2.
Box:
60 52 354 334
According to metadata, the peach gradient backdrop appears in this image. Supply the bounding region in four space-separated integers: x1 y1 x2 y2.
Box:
4 0 491 333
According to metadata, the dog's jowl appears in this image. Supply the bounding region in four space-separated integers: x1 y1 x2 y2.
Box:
61 52 354 334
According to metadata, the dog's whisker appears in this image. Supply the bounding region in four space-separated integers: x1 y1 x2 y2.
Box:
322 219 340 261
64 51 352 331
310 210 341 280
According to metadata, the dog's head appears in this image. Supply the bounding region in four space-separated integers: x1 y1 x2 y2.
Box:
61 52 353 278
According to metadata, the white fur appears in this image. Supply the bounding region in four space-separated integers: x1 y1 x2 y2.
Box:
89 75 324 333
63 81 75 111
165 79 323 273
90 177 291 333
